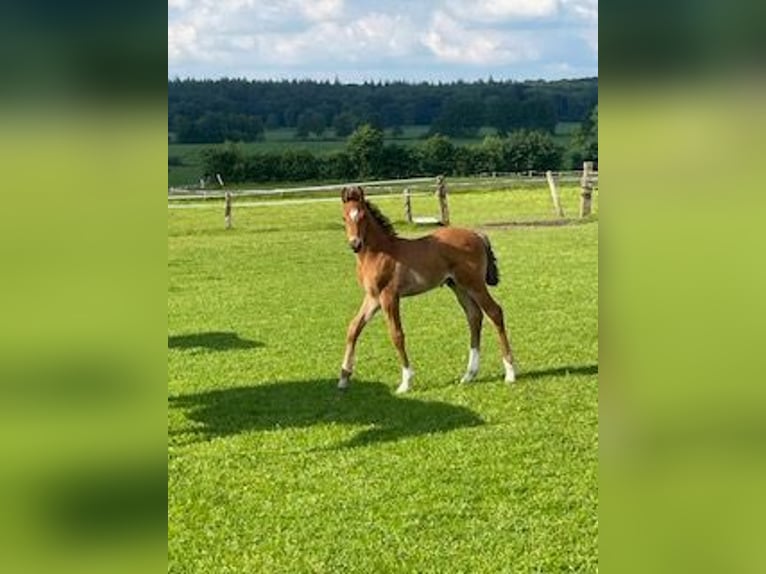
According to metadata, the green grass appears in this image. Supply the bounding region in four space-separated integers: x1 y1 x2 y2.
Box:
168 187 598 572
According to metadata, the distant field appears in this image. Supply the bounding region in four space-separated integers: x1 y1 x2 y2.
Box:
168 186 598 572
168 123 581 187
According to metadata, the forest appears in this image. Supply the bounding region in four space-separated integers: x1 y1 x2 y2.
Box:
168 77 598 144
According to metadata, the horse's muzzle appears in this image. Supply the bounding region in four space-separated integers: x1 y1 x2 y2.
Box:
349 238 362 253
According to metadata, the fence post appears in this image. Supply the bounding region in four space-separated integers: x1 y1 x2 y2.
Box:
224 191 233 229
580 162 594 217
546 170 565 218
403 187 413 223
436 175 450 226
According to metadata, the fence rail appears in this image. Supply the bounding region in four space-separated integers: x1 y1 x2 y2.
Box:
167 172 598 202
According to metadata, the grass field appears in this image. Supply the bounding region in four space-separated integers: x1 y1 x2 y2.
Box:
168 123 580 187
168 186 598 572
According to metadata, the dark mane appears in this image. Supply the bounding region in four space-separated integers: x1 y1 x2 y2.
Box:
364 200 397 236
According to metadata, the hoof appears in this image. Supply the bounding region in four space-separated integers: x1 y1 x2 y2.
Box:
396 366 414 394
460 370 478 384
395 382 411 394
338 368 352 390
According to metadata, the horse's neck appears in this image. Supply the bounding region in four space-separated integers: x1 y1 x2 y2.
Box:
363 221 397 254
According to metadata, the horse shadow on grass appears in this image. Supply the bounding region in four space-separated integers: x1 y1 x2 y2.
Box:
169 379 484 450
522 363 598 381
168 331 263 352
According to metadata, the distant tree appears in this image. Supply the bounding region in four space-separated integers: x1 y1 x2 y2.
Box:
242 152 283 182
265 112 281 130
379 144 418 178
431 96 483 137
520 98 557 133
485 95 522 136
568 105 598 167
332 112 356 138
295 111 326 138
320 151 355 180
479 135 507 173
281 149 319 180
347 124 385 178
200 142 245 181
506 130 563 172
306 111 326 138
420 134 456 175
453 145 480 176
295 113 311 138
169 77 597 146
380 103 403 128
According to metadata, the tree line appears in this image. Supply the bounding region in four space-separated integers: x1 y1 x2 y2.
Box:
170 77 597 143
201 121 597 184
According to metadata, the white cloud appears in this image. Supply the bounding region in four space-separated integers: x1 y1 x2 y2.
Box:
347 13 418 56
168 22 203 62
562 0 597 22
300 0 344 21
168 0 596 79
446 0 559 21
257 13 418 65
421 11 539 65
561 0 597 55
168 4 418 67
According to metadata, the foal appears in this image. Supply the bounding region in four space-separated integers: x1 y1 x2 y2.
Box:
338 186 515 393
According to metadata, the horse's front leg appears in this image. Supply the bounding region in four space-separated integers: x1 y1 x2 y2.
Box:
339 295 380 389
380 291 413 394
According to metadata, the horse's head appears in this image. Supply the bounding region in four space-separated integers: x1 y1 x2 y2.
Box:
341 186 368 253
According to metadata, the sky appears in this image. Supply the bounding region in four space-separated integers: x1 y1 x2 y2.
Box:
168 0 597 83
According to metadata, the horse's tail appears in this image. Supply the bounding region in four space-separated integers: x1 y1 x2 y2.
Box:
481 234 500 286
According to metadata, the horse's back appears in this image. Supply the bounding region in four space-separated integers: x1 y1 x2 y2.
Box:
430 226 485 252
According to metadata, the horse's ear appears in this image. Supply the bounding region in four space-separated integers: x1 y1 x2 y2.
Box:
342 186 364 203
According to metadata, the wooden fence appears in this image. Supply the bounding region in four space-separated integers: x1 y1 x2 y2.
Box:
168 171 598 202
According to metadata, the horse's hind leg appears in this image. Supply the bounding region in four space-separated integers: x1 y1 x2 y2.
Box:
469 287 516 383
380 291 413 394
449 284 483 383
339 295 380 389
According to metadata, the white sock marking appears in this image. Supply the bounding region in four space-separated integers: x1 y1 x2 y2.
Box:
461 348 480 383
503 358 516 383
396 366 414 393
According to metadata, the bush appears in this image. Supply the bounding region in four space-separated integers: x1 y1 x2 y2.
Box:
505 130 563 172
419 134 455 176
199 130 567 184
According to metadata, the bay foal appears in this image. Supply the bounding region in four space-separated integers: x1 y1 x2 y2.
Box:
338 186 515 393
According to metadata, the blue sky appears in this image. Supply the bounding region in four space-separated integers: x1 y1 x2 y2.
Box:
168 0 597 82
